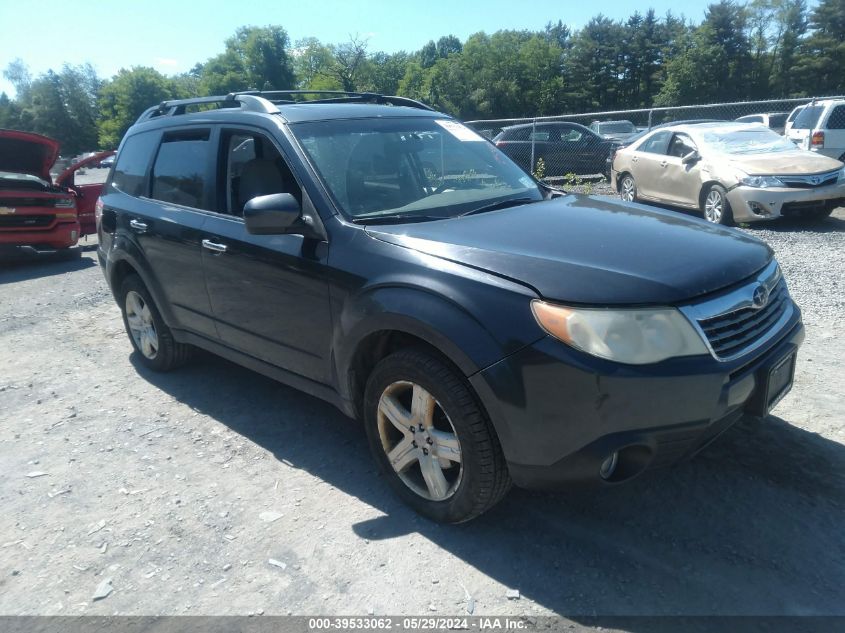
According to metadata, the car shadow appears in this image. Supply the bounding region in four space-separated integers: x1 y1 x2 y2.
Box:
741 213 845 234
0 248 94 283
630 200 845 233
130 351 845 617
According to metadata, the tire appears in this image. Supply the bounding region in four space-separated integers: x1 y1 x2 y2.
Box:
702 184 734 225
119 274 192 371
363 349 511 523
619 174 637 202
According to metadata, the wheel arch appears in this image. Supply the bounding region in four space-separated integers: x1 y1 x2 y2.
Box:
107 247 177 327
334 285 525 422
698 179 725 209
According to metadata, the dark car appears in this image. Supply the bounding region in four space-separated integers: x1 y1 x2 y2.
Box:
97 92 804 523
589 119 638 142
492 121 618 177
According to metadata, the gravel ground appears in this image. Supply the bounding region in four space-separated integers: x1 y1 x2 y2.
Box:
0 205 843 620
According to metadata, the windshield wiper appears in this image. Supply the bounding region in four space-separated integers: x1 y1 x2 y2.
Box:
456 197 537 218
350 213 446 225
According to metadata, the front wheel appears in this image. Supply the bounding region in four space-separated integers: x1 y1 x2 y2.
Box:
702 184 734 225
619 174 637 202
363 349 511 523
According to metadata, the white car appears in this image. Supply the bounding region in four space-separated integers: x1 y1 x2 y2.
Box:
784 104 806 136
736 112 788 135
786 99 845 161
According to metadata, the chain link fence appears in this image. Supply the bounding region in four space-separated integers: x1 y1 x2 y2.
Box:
465 96 844 186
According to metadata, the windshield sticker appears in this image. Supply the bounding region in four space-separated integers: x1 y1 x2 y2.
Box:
435 120 484 141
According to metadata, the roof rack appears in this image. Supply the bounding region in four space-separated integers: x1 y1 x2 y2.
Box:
135 94 281 124
133 90 434 125
230 90 434 111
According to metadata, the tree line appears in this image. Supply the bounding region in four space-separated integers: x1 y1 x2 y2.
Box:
1 0 843 155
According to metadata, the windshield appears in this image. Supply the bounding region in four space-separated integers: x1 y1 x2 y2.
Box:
697 128 798 155
599 122 635 134
291 117 541 221
792 105 824 130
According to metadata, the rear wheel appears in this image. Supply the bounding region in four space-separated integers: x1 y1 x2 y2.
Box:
363 349 510 523
119 275 192 371
702 184 734 225
619 174 637 202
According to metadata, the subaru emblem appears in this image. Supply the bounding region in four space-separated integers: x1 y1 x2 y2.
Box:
751 284 769 309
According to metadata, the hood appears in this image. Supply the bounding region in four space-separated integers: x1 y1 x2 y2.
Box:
366 196 772 305
0 129 60 182
728 149 842 175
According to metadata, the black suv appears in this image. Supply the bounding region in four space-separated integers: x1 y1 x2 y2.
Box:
98 91 804 523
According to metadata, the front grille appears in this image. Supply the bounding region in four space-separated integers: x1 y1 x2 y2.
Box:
782 198 843 216
697 279 790 359
0 214 55 229
0 197 59 208
780 170 839 188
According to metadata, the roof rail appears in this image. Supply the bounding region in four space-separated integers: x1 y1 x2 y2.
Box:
230 90 434 111
134 94 280 124
133 90 434 125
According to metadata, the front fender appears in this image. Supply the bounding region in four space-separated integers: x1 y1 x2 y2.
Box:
334 279 544 391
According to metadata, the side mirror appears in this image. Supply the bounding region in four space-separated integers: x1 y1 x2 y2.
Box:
243 193 301 235
681 150 700 165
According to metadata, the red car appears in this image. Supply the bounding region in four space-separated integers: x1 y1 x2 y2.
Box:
0 129 114 253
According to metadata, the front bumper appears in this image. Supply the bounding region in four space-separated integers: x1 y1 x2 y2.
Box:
727 181 845 222
0 221 80 250
470 312 804 490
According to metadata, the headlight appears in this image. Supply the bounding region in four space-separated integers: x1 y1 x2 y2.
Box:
531 300 709 364
739 175 785 188
54 197 75 208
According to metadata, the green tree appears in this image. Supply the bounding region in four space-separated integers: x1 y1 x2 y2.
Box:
656 1 752 105
199 25 295 94
97 67 177 148
791 0 845 95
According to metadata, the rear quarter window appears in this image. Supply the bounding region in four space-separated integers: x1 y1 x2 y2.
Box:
112 132 159 197
826 105 845 130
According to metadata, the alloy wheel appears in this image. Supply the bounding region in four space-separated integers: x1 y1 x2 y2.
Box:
376 380 463 501
704 189 723 223
125 290 159 359
621 176 636 202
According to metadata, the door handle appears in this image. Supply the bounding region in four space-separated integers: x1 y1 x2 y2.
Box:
660 161 668 167
129 219 148 233
631 156 638 162
202 239 228 254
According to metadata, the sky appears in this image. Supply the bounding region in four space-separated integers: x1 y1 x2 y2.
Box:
0 0 721 97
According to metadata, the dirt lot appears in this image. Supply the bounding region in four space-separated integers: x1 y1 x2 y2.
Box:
0 208 843 620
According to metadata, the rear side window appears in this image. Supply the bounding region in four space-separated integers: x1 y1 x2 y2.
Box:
827 105 845 130
787 107 803 122
793 105 825 130
638 130 671 154
112 132 158 197
151 129 212 209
